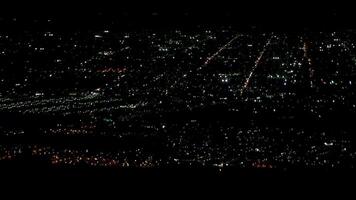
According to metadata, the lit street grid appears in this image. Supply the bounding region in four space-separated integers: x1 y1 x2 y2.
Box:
1 21 356 169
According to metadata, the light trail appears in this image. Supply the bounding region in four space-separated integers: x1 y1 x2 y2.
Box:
302 38 315 88
202 34 241 67
240 36 273 96
303 40 313 66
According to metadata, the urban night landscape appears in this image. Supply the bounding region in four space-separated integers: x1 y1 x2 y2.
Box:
0 1 356 180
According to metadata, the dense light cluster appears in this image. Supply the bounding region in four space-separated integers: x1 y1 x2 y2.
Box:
1 24 356 168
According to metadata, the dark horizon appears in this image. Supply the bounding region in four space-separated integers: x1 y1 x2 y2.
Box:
1 1 355 30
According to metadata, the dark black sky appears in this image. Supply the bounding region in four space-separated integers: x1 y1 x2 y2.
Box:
0 0 354 30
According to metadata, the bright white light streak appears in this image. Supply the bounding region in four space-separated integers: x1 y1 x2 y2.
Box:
240 36 273 96
203 34 241 67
